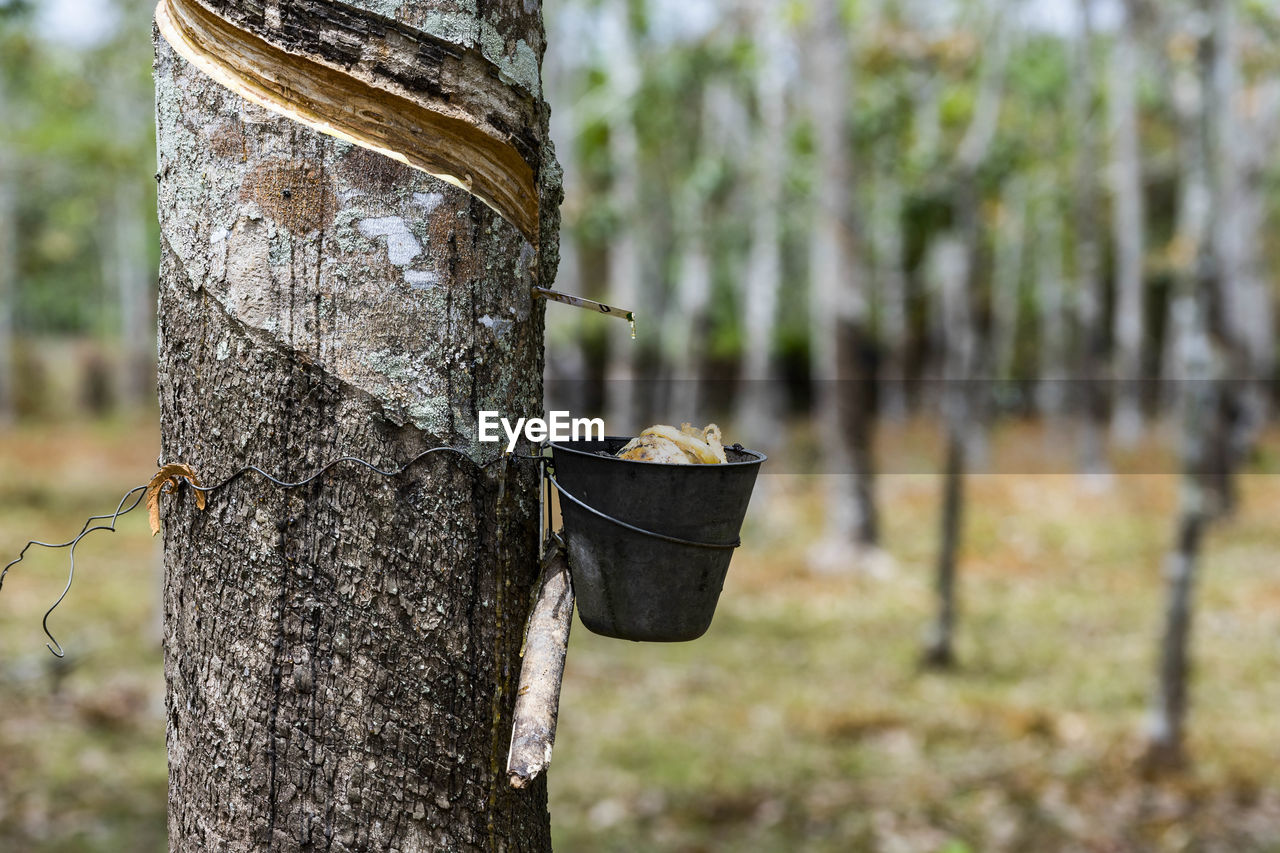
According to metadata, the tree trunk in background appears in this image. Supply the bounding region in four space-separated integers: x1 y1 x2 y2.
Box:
921 6 1008 666
1143 1 1229 770
104 62 155 410
0 151 14 424
1071 0 1109 479
1205 0 1267 480
1109 1 1146 447
922 235 970 668
108 177 153 408
909 72 943 169
807 0 880 570
872 143 909 421
664 79 735 422
544 30 588 416
1035 206 1068 423
154 0 558 846
1230 77 1280 448
666 181 713 421
603 0 642 434
734 0 787 443
990 176 1026 388
1145 292 1215 772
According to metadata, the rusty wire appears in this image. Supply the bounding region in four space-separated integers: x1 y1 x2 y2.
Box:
1 445 544 658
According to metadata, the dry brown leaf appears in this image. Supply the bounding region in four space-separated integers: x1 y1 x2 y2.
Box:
146 463 207 536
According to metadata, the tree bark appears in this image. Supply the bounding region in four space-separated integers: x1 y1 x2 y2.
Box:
1109 0 1146 447
154 0 559 848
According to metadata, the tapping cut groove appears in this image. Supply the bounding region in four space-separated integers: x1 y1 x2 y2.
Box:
155 0 540 242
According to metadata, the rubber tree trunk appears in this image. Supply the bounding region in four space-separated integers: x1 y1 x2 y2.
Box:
1145 296 1214 771
104 54 155 411
665 179 712 421
602 0 642 433
1143 0 1231 770
663 81 732 421
543 28 589 417
989 177 1026 390
1071 0 1109 479
922 234 970 669
808 0 879 564
871 142 909 422
1229 76 1280 452
107 177 154 409
734 0 787 442
1204 0 1264 492
1035 207 1068 422
1109 0 1146 447
922 7 1008 666
0 149 14 425
154 0 559 848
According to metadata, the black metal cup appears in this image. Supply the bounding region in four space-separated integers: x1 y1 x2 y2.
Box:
550 437 766 642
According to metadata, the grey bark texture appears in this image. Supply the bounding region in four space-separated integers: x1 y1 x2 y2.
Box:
153 0 561 849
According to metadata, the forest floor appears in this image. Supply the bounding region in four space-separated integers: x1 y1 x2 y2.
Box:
0 416 1277 852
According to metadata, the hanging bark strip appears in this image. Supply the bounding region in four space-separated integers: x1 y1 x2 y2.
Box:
507 537 575 789
154 0 541 242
